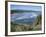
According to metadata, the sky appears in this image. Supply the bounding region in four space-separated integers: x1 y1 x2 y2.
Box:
10 5 42 11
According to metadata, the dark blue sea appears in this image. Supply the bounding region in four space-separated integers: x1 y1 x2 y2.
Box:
11 11 41 25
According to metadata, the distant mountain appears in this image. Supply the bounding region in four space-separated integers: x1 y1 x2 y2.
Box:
11 10 41 14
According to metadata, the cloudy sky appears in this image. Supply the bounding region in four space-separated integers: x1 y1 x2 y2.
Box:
10 5 42 11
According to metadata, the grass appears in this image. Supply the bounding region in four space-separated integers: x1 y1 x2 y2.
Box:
11 23 41 32
11 25 33 32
